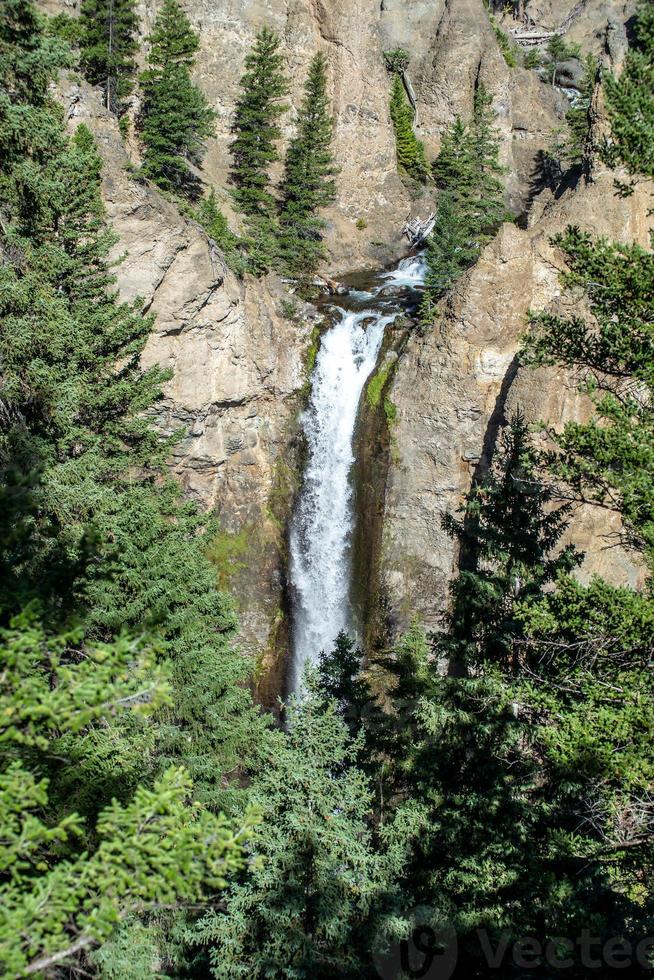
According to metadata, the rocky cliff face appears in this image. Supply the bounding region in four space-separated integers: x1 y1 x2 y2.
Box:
114 0 575 263
60 78 315 694
380 166 650 635
45 0 641 679
163 0 575 256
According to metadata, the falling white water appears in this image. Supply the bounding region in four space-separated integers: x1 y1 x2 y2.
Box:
381 252 428 288
288 252 427 693
288 309 396 691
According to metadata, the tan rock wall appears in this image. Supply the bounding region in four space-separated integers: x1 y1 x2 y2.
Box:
62 80 312 680
382 171 650 636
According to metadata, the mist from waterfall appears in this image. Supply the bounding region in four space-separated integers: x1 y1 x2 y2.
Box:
288 253 426 693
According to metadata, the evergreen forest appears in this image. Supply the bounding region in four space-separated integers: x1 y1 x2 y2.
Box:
1 0 653 977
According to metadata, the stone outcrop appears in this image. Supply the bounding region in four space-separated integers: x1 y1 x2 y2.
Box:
47 0 574 263
381 168 650 636
62 79 314 691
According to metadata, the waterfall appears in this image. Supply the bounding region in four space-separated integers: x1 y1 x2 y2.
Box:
288 253 426 692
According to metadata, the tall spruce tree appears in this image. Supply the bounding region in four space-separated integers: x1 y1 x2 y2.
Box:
230 26 289 218
441 413 581 670
422 191 478 307
602 0 654 188
318 630 371 740
423 84 505 310
368 408 654 973
194 683 389 979
138 0 215 198
79 0 138 115
468 82 506 231
278 51 337 278
1 101 268 809
389 72 428 181
0 5 260 972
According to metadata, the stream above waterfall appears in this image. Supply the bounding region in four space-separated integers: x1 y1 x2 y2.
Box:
287 252 427 694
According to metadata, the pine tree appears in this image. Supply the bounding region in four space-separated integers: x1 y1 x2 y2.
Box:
423 191 478 302
318 630 370 738
0 14 268 974
138 0 215 199
602 0 654 187
79 0 138 115
193 187 247 275
0 610 253 976
370 413 653 972
389 73 428 182
524 226 654 558
562 53 597 168
194 683 388 979
545 33 578 85
423 84 505 310
431 116 473 189
0 0 68 105
278 51 337 278
468 82 506 232
440 413 581 670
230 26 289 217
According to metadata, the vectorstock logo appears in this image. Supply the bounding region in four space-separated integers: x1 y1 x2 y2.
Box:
372 916 654 979
372 909 458 980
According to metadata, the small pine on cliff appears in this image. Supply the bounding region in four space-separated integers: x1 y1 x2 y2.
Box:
278 51 337 278
137 0 215 199
389 73 428 182
78 0 138 115
423 83 505 310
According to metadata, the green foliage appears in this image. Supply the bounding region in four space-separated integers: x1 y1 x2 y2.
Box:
279 297 301 321
0 7 266 971
440 413 582 670
602 0 654 189
137 0 216 199
79 0 138 114
545 33 581 85
383 47 409 74
522 47 543 70
80 483 269 810
46 12 82 45
389 73 428 182
318 632 371 740
489 14 518 67
193 683 389 979
305 324 321 375
364 408 654 970
423 83 505 309
383 396 397 425
193 188 248 276
89 919 165 979
278 52 338 278
523 226 654 558
423 190 479 303
558 53 598 168
230 27 289 218
0 612 253 976
205 526 251 591
366 358 395 409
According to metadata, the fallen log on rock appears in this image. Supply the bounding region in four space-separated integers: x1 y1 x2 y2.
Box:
403 212 436 245
280 275 349 295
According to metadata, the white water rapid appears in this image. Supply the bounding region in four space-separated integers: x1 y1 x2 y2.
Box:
288 253 426 693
